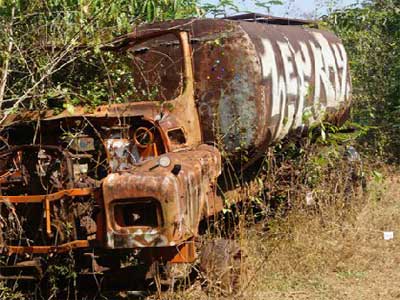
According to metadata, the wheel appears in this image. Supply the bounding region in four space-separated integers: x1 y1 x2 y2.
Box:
199 239 242 296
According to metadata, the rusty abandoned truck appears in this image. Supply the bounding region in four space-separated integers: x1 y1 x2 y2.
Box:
0 14 351 292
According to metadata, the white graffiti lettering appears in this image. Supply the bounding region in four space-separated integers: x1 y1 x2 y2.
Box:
294 42 312 127
260 32 348 141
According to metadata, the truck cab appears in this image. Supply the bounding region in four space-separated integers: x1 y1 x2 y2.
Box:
0 29 222 287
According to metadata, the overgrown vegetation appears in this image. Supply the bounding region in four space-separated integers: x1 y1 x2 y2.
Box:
0 0 281 121
0 0 201 117
324 0 400 161
0 0 399 299
159 125 376 299
171 1 400 297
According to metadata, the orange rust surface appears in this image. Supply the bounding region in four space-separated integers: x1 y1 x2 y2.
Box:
1 31 201 152
102 144 221 249
0 31 211 258
169 241 197 263
139 240 197 264
0 188 92 203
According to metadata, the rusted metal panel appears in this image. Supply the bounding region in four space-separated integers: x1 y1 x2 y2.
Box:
132 19 351 158
102 144 221 248
240 22 351 143
224 13 315 25
0 188 92 203
1 31 202 151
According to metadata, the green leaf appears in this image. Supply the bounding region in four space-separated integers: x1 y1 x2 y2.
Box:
63 103 75 115
372 170 383 183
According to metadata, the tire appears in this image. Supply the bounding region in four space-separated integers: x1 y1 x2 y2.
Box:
199 239 242 296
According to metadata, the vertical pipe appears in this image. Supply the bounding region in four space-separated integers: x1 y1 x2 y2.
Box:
45 198 51 236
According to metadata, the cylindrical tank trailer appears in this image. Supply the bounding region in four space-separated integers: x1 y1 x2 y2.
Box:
134 17 352 157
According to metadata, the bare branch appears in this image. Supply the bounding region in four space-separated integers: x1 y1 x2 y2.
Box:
0 7 15 108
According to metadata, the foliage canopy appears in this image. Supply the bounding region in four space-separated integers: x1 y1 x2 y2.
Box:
0 0 281 120
325 0 400 161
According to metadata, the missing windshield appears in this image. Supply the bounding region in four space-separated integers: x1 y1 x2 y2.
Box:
49 33 184 108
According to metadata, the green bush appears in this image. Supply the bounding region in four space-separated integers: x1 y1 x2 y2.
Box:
324 0 400 161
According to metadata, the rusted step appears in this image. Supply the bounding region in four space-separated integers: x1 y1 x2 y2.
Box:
0 259 43 281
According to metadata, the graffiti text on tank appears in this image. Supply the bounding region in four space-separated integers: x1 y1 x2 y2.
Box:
260 32 349 141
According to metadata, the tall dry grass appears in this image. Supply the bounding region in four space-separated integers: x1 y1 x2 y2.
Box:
161 144 400 300
240 168 400 300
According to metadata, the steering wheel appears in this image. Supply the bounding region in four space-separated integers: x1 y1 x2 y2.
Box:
133 127 154 148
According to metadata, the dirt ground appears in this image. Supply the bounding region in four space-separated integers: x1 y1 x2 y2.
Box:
244 173 400 300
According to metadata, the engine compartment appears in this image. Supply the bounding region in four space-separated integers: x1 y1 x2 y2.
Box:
0 116 168 248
